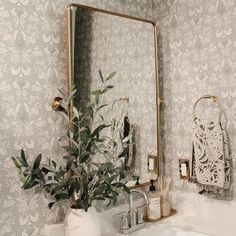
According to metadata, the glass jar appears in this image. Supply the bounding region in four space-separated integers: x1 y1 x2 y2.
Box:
160 195 171 216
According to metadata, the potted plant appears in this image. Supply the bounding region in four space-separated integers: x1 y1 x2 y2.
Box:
11 71 131 236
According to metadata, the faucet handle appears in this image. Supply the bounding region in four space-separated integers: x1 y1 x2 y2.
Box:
113 211 127 220
129 209 137 227
137 208 144 224
121 214 129 230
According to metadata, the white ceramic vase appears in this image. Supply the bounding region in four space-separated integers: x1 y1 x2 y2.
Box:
64 206 101 236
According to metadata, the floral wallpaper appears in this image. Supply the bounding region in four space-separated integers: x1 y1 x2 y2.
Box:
0 0 154 235
2 0 235 234
153 0 236 195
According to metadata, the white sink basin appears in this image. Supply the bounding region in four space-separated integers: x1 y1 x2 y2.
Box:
99 205 211 236
155 226 211 236
101 225 211 236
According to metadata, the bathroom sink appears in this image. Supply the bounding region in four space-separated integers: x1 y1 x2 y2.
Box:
101 225 211 236
156 226 211 236
99 203 211 236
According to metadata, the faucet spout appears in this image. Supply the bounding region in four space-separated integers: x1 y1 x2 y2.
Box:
129 189 150 212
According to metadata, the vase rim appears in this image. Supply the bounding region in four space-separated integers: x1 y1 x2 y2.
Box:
69 206 95 211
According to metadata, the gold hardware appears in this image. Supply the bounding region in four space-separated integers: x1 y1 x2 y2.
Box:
202 95 217 101
51 97 63 111
157 97 164 106
193 94 220 118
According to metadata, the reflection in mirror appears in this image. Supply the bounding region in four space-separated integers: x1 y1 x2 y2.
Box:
69 4 159 184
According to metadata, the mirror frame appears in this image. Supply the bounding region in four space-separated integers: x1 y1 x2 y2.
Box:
67 3 162 186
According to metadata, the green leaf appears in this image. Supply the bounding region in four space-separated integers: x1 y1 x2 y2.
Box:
73 106 80 119
48 202 55 209
45 180 58 185
118 148 128 158
92 124 110 138
12 157 21 169
108 175 117 183
22 176 39 190
32 154 42 169
116 183 130 194
68 182 76 198
70 84 76 92
41 167 51 174
66 157 75 171
82 197 89 212
19 170 27 183
68 89 77 101
32 168 44 181
100 115 105 122
106 71 117 81
22 175 31 188
55 193 68 201
91 89 103 96
68 130 74 139
106 199 111 207
75 181 80 193
112 191 118 205
99 70 104 83
111 185 119 192
51 160 57 168
54 169 66 181
80 151 92 163
97 104 108 112
101 175 109 185
95 94 99 105
92 197 105 201
62 146 76 153
51 186 62 195
74 199 83 209
102 85 114 93
17 149 28 167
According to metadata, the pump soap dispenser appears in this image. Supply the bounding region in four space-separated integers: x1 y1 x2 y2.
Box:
147 180 161 221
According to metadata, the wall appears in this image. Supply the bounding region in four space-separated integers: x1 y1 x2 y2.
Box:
0 0 154 235
153 0 236 195
4 0 235 234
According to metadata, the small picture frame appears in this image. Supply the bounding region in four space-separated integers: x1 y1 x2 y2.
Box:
179 159 190 180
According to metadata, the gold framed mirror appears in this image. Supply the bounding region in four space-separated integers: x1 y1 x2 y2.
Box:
66 3 161 186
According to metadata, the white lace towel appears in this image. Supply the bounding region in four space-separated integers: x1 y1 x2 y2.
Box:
190 95 231 194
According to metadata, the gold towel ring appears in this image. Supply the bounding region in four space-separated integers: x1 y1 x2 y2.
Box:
193 95 222 120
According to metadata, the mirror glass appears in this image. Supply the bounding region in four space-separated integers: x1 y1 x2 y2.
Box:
69 5 159 184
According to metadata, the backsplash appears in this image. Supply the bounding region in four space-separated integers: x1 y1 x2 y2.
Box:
0 0 154 235
153 0 236 195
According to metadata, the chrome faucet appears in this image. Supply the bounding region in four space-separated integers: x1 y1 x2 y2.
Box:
129 189 150 211
114 189 150 235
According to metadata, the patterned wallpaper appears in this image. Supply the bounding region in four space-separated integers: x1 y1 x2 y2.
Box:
2 0 235 234
153 0 236 195
0 0 154 235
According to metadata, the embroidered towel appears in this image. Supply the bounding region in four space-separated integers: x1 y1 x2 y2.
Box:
190 95 231 194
